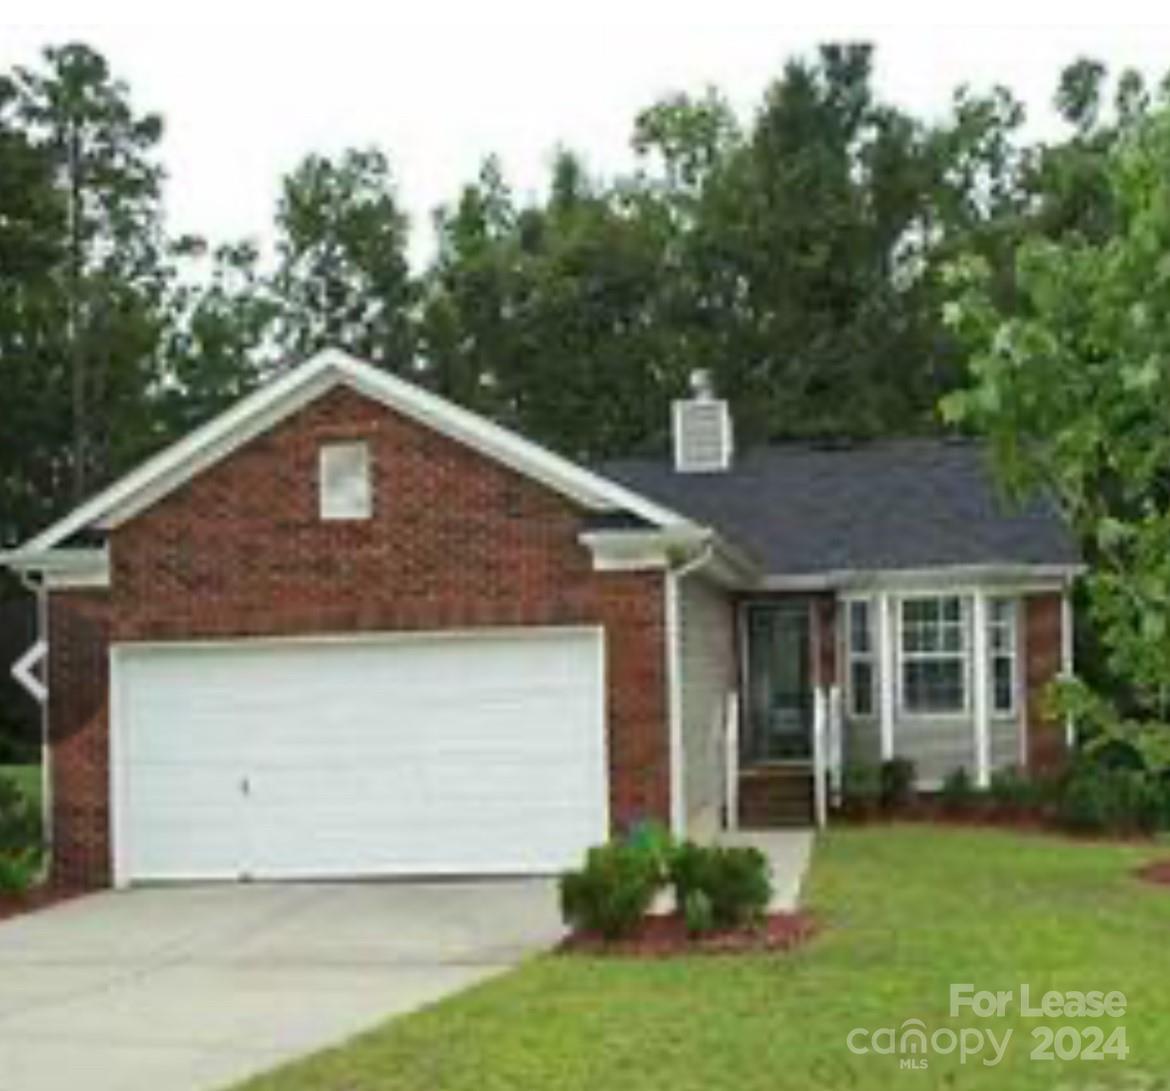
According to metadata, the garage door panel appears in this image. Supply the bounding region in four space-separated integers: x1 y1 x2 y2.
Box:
116 629 607 882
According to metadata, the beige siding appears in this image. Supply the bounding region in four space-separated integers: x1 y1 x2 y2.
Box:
677 574 736 838
893 716 976 784
990 716 1022 772
845 716 882 767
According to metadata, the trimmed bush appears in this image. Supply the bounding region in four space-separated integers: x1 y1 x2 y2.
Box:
939 767 977 812
0 850 40 897
988 766 1037 811
0 777 41 856
880 758 917 809
559 842 661 939
668 841 772 930
682 889 715 937
624 819 674 883
841 763 882 815
1056 766 1163 835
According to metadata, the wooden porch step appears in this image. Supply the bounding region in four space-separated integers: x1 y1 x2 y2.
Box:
738 766 814 828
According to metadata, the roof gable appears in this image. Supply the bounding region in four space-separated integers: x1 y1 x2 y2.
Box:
15 349 691 558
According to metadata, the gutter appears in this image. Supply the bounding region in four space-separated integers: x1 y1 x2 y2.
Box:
16 570 52 864
663 534 717 838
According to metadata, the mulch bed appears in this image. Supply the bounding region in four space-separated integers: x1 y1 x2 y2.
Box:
1135 860 1170 886
559 910 818 957
0 886 85 923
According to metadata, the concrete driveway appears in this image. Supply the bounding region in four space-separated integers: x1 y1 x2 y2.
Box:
0 879 562 1091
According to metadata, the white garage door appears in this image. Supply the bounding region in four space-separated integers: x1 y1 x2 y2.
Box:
112 628 607 884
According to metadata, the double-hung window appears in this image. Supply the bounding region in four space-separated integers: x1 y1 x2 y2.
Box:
900 595 968 714
988 597 1018 716
846 599 877 717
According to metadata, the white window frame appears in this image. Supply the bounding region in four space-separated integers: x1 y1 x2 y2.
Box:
319 441 372 521
988 596 1019 719
896 593 971 718
844 596 877 719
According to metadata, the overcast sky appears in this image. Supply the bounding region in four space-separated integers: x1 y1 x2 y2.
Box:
5 5 1170 264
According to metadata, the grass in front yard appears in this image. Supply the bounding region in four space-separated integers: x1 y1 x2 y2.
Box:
0 764 41 810
238 827 1170 1090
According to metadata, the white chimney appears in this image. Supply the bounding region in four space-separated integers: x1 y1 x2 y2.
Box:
672 369 733 473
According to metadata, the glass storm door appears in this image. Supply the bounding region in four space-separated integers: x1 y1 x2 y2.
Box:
743 603 812 763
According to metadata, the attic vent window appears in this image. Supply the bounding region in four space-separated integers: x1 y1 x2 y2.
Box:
672 370 734 473
320 442 372 520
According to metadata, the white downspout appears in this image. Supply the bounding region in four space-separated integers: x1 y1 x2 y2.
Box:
1061 585 1075 750
665 537 715 838
17 572 51 859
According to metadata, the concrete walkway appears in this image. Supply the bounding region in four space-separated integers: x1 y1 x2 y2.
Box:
719 828 815 911
0 879 562 1091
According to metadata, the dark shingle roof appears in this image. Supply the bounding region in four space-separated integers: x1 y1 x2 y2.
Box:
598 438 1080 576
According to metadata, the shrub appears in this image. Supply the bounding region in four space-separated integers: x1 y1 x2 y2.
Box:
707 846 772 928
1057 766 1163 835
668 840 709 906
988 766 1038 811
841 763 882 815
880 758 917 810
682 889 715 937
559 842 661 939
939 767 977 812
0 850 40 898
624 819 674 882
0 777 41 855
668 842 772 930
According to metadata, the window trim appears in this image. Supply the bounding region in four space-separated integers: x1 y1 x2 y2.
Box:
895 592 971 718
988 596 1019 719
843 596 877 719
319 440 373 521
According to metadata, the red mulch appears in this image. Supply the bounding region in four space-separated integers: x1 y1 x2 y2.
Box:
1135 860 1170 885
559 910 818 958
0 886 85 923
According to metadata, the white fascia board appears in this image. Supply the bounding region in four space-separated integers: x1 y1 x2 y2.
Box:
1 547 110 589
579 528 760 585
579 527 707 572
759 563 1084 593
15 348 689 555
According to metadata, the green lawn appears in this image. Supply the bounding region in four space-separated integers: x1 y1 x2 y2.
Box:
239 826 1170 1091
0 764 41 810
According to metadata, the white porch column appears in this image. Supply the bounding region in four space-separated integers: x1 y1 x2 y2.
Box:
877 592 896 762
972 590 991 788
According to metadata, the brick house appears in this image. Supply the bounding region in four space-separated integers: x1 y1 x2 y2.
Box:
2 349 1081 888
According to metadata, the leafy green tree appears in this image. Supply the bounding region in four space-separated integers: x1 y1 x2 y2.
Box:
0 75 66 545
630 44 995 443
158 240 278 435
419 156 517 412
942 103 1170 716
271 147 415 370
13 42 172 503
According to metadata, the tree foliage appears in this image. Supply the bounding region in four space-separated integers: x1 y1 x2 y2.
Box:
943 92 1170 715
272 147 415 370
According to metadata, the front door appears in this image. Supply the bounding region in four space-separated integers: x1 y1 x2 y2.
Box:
743 602 812 763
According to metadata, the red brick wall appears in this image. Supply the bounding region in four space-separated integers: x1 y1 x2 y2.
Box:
48 386 671 886
1024 592 1067 774
46 590 111 888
